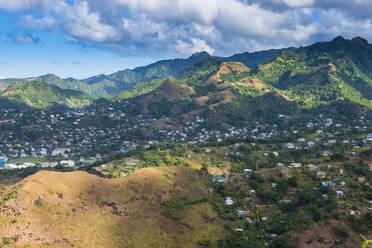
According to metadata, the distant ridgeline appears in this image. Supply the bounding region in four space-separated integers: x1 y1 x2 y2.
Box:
1 37 372 123
0 49 284 98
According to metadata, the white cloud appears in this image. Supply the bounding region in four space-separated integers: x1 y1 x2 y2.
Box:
0 0 59 11
173 38 214 55
317 9 372 40
0 0 37 11
283 0 313 7
1 0 372 56
61 2 119 42
20 15 56 29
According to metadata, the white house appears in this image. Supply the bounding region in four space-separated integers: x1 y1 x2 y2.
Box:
60 160 75 167
225 197 234 205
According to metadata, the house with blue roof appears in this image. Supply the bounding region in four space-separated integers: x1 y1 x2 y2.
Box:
212 177 227 184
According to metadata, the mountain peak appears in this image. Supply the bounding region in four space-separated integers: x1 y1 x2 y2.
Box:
351 36 369 44
331 36 346 43
40 73 60 79
189 51 211 59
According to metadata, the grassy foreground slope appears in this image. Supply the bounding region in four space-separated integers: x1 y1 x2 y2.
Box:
0 167 225 248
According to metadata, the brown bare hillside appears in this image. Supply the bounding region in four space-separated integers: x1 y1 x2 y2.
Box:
206 62 250 86
0 167 225 248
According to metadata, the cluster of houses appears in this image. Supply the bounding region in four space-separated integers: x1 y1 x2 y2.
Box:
0 154 77 170
0 103 370 170
212 157 371 232
208 115 371 231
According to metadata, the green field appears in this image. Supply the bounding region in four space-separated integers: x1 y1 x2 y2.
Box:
7 157 50 164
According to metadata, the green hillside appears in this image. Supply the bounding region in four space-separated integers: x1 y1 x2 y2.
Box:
122 37 372 127
115 78 166 101
1 79 94 109
251 36 372 109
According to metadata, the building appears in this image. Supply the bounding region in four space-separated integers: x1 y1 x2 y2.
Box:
236 209 249 217
291 163 303 168
336 191 345 197
0 157 6 167
225 197 234 205
60 160 75 167
52 148 71 157
317 171 327 178
321 182 333 187
306 164 318 171
284 143 295 149
212 177 227 184
358 177 366 183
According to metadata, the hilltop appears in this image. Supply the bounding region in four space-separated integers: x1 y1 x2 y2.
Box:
0 167 226 247
1 79 94 109
119 36 372 127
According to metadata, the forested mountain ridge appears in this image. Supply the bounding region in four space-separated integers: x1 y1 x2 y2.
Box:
2 36 372 117
0 49 287 98
120 36 372 127
251 36 372 109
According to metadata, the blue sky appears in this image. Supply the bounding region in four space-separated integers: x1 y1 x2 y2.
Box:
0 11 158 79
1 0 372 79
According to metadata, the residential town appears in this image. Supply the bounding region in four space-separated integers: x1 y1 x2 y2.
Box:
0 103 371 172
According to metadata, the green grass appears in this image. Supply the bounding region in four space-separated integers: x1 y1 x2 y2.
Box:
8 157 49 164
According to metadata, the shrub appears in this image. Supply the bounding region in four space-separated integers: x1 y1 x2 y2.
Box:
2 237 10 245
332 226 349 238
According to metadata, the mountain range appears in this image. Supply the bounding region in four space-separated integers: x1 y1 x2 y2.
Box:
0 49 286 98
1 36 372 116
118 36 372 127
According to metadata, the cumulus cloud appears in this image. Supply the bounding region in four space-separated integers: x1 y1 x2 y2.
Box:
0 0 372 56
20 15 57 29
